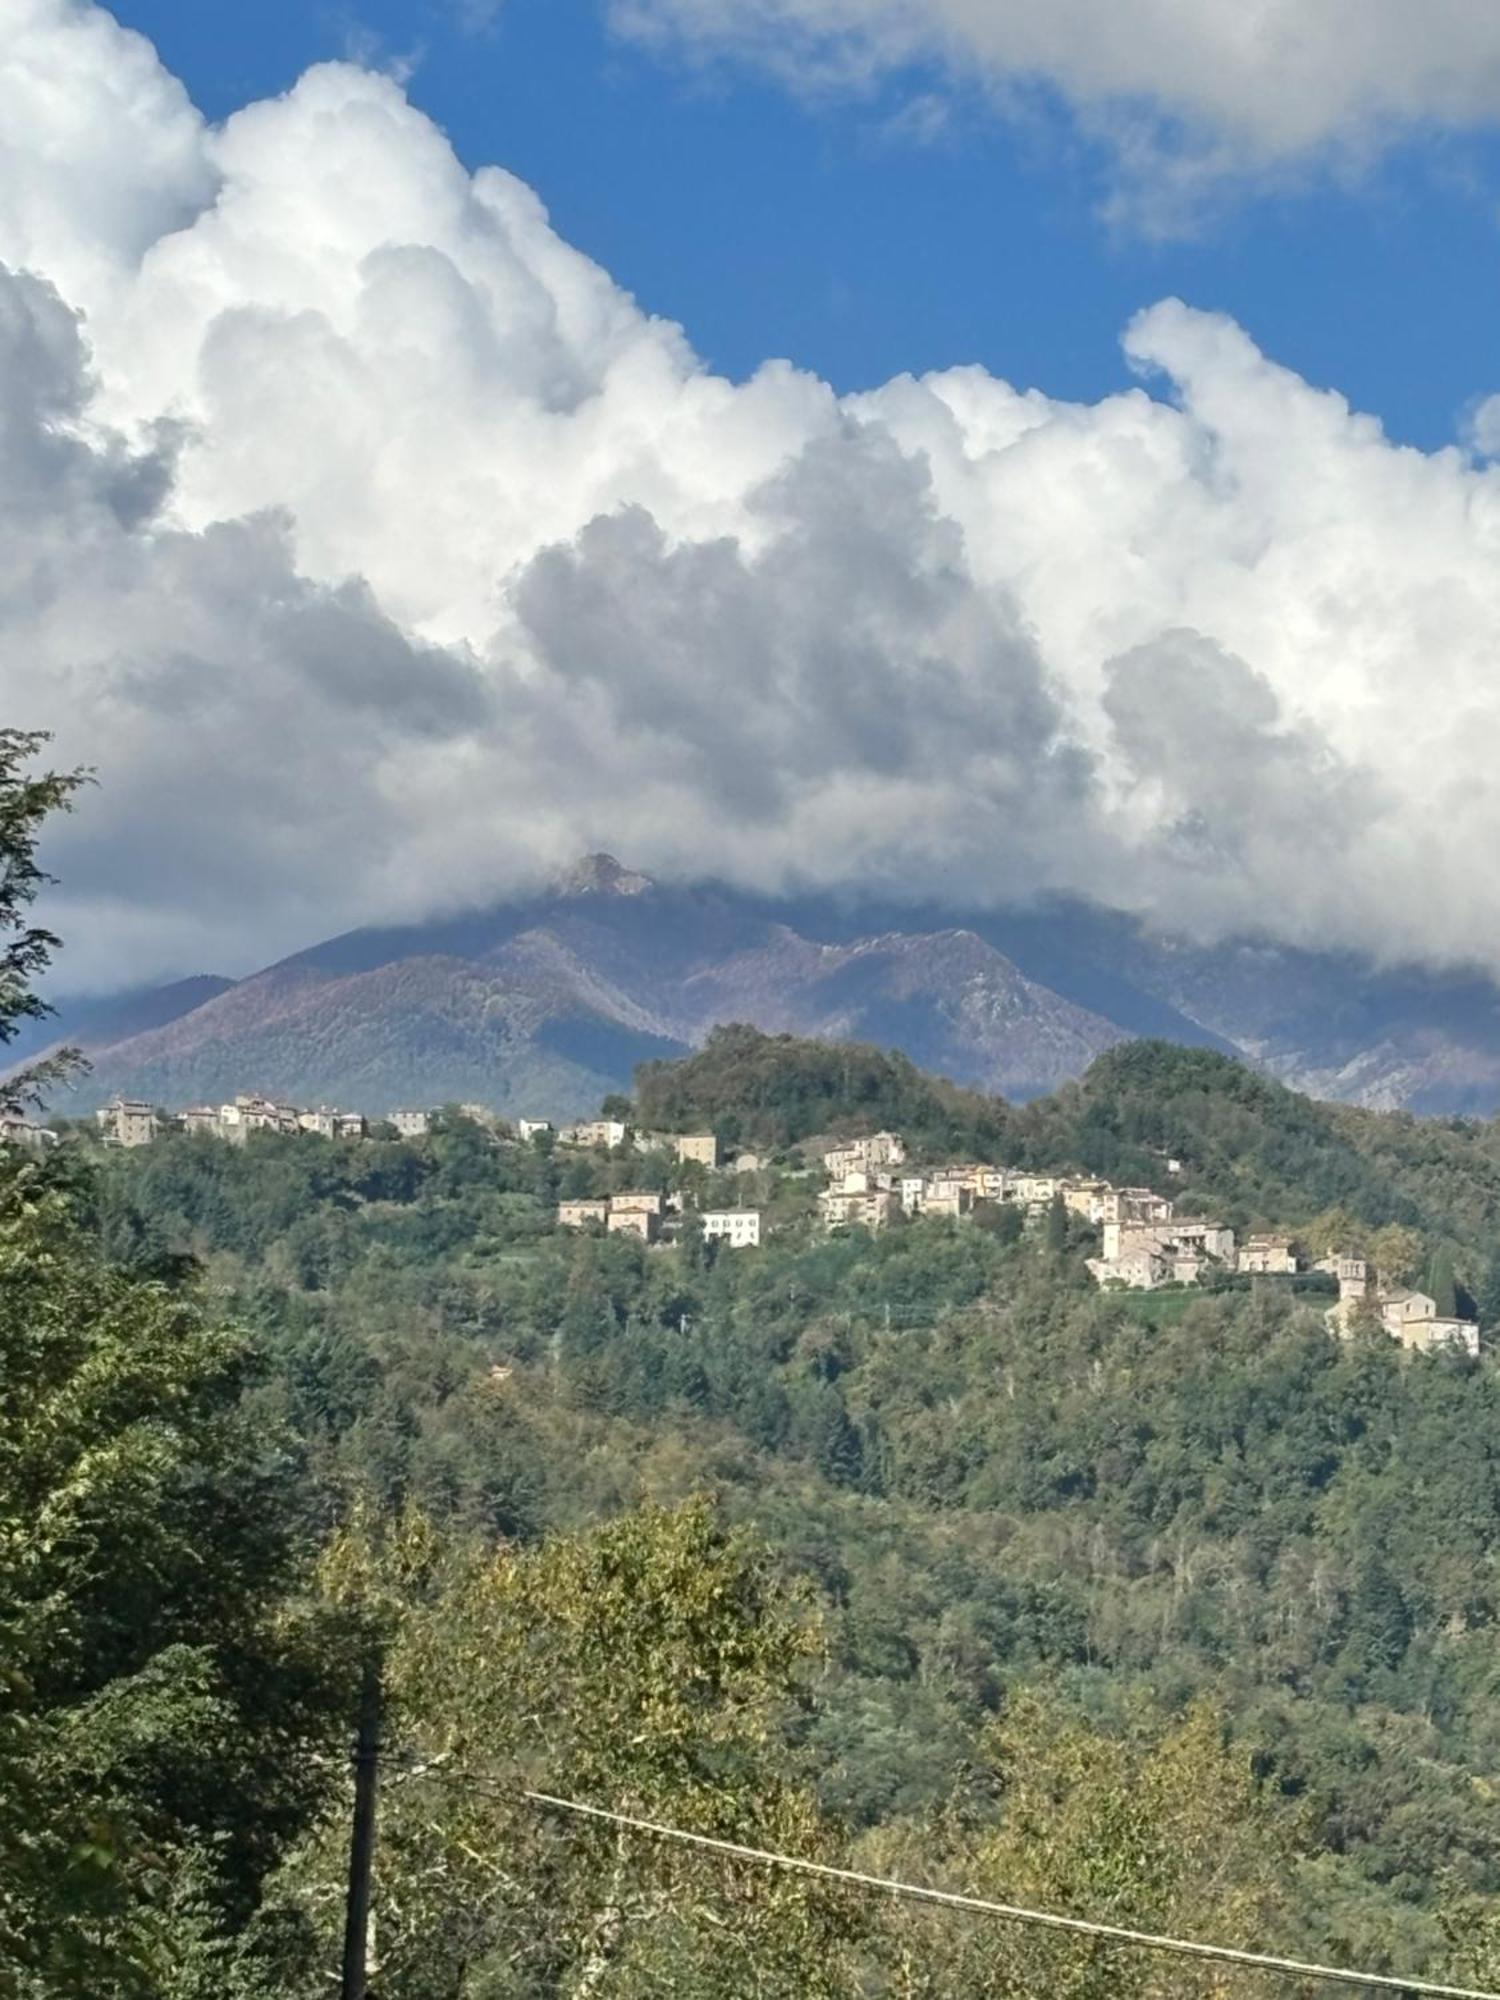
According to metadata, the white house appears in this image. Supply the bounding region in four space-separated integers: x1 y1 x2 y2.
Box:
561 1119 628 1150
702 1209 761 1248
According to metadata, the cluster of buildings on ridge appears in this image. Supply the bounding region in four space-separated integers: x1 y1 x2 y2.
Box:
1325 1254 1478 1356
5 1095 1483 1355
553 1126 762 1249
816 1131 1480 1356
77 1094 436 1148
815 1131 1192 1238
0 1110 60 1151
557 1191 761 1249
59 1100 758 1158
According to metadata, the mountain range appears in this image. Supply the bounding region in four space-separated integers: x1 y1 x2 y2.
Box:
22 854 1500 1119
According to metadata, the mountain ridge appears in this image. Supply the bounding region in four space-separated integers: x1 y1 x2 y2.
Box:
32 856 1500 1118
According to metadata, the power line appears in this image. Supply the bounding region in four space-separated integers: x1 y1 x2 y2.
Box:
521 1790 1500 1999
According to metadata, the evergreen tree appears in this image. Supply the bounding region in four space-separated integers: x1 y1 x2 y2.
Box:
1424 1246 1459 1317
1045 1190 1069 1254
0 729 87 1112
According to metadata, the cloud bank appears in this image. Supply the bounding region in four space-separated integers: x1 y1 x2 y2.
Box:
4 0 1500 988
612 0 1500 221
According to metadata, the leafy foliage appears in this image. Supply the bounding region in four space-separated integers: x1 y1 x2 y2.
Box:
0 1155 351 1994
635 1023 1012 1153
278 1501 867 1997
0 729 87 1113
28 942 1500 1990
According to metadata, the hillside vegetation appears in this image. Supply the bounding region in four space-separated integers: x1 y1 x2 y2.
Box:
15 666 1500 2000
46 1022 1500 1990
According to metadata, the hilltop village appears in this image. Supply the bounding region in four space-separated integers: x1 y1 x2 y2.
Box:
10 1082 1477 1361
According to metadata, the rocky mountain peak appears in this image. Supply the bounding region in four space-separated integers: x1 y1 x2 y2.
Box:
555 853 654 899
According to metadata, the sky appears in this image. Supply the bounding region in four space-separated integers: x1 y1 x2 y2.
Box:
8 0 1500 988
107 0 1500 448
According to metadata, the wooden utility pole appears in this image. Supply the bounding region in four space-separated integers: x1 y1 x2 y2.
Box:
340 1657 382 2000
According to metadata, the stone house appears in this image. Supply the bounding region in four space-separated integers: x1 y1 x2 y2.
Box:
1062 1179 1112 1224
1100 1187 1175 1226
675 1133 719 1169
1103 1218 1235 1265
1239 1235 1298 1275
98 1098 159 1148
819 1187 895 1232
389 1109 430 1140
823 1131 906 1179
1326 1259 1479 1354
924 1185 974 1221
557 1199 609 1229
219 1094 298 1142
1086 1248 1169 1289
607 1207 659 1242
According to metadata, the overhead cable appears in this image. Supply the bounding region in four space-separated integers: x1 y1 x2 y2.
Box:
522 1789 1500 1999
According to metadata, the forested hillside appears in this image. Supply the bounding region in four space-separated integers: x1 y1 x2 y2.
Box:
50 1021 1500 1991
15 713 1500 1990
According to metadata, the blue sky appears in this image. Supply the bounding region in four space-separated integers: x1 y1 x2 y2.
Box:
111 0 1500 451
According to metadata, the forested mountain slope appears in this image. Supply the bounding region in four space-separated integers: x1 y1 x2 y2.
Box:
68 1029 1500 1987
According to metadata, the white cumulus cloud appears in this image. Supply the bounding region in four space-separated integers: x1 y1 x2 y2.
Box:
611 0 1500 221
3 0 1500 991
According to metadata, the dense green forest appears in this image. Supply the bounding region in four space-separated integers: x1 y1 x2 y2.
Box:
13 736 1500 1993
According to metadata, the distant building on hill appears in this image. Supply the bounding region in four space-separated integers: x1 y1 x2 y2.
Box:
97 1097 159 1148
675 1133 719 1169
607 1207 660 1242
389 1109 430 1140
518 1118 552 1142
1102 1218 1235 1264
1 1113 57 1150
924 1184 974 1221
218 1094 300 1142
1239 1235 1298 1275
1100 1187 1175 1226
1062 1179 1113 1224
702 1209 761 1248
1328 1258 1478 1355
611 1192 663 1215
1089 1246 1168 1289
560 1119 628 1150
823 1131 905 1179
557 1199 609 1230
1089 1217 1236 1291
818 1186 895 1232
